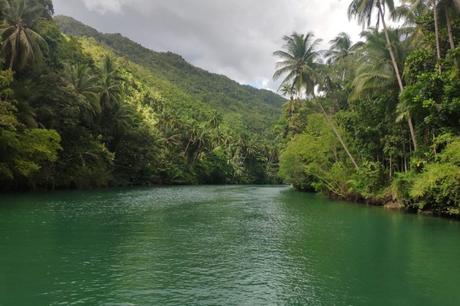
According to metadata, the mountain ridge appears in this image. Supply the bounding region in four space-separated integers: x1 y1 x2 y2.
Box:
54 15 284 132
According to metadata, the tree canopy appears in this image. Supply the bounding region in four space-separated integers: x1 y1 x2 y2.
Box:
276 0 460 217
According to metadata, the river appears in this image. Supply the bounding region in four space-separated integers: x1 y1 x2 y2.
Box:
1 186 460 305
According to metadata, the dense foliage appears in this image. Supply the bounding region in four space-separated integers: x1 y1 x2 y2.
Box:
54 16 283 133
2 0 459 218
275 0 460 217
0 0 283 190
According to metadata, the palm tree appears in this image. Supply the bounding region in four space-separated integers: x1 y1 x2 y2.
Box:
325 32 356 84
326 32 353 64
348 0 418 151
440 0 459 50
37 0 53 18
283 98 302 119
274 33 360 170
99 56 123 110
0 0 48 70
280 83 297 100
63 63 101 117
432 0 442 67
273 32 321 97
351 29 409 99
393 0 428 46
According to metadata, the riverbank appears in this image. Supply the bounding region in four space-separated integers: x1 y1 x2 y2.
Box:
319 188 460 220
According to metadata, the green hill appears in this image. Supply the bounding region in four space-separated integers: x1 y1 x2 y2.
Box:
0 6 284 190
54 15 283 132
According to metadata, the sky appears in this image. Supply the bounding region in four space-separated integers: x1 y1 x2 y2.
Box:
53 0 363 92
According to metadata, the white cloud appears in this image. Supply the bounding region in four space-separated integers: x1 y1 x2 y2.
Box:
80 0 123 13
55 0 363 92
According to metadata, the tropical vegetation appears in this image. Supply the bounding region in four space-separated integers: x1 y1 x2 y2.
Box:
275 0 460 217
1 0 459 219
0 0 283 190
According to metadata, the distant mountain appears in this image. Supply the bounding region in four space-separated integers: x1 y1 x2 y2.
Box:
54 15 284 132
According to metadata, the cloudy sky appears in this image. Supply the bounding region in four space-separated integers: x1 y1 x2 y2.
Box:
54 0 362 91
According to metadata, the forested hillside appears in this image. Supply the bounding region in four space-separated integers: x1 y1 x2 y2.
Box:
54 15 283 132
0 0 283 191
275 0 460 217
2 0 459 219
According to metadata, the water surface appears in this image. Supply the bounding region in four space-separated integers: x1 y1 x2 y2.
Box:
1 186 460 305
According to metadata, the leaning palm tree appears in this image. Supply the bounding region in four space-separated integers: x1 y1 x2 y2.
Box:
273 32 321 97
351 29 409 99
348 0 418 151
0 0 48 70
274 33 360 170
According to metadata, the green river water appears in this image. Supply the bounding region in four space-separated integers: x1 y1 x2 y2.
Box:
1 186 460 305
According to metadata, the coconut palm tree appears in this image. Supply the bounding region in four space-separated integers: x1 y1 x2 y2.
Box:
274 33 360 170
351 29 410 99
63 63 101 118
348 0 418 151
325 32 356 85
439 0 460 50
280 83 297 100
431 0 442 66
393 0 428 45
273 32 321 97
348 0 403 88
99 56 123 110
326 32 353 64
0 0 48 70
37 0 53 18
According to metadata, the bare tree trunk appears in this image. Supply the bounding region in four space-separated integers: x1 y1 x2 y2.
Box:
407 113 417 151
378 6 418 152
317 101 360 170
433 0 442 71
445 7 455 50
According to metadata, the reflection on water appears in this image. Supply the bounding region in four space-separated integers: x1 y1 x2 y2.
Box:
1 186 459 305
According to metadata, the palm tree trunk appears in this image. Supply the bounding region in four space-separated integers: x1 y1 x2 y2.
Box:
433 0 442 70
378 6 418 152
445 7 455 50
406 112 417 150
318 101 359 170
9 52 16 70
378 7 404 91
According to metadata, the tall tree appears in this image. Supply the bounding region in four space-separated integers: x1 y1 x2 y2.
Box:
280 83 297 100
393 0 428 45
273 32 321 97
63 63 101 118
348 0 418 151
274 33 360 170
432 0 442 67
99 56 123 110
0 0 48 70
440 0 459 50
326 32 353 65
351 29 410 99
